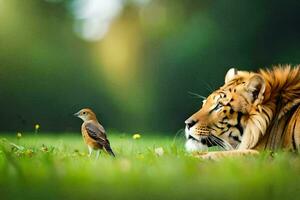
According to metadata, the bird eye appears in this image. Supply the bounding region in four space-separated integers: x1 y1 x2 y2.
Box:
83 112 86 115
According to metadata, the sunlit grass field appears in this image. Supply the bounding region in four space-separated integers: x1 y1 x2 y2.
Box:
0 132 300 200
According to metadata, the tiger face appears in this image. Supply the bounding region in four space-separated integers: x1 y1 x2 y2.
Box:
185 68 265 152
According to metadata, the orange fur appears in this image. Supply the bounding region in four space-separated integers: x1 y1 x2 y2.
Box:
254 65 300 151
185 65 300 158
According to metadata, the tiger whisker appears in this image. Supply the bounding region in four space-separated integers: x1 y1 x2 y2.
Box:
201 81 214 92
210 136 227 149
213 138 228 150
209 134 233 150
188 92 206 100
172 128 185 145
208 135 226 149
207 136 215 148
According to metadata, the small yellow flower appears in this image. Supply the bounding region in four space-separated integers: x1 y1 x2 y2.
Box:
25 149 34 157
133 133 141 140
35 124 40 130
16 132 22 139
34 124 40 134
79 152 86 156
41 145 48 152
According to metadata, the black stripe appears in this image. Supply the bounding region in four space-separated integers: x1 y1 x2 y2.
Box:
234 112 244 136
280 105 299 151
188 135 198 141
229 131 241 142
232 136 241 142
261 108 271 122
292 122 297 150
214 124 223 129
209 104 219 114
219 129 228 136
201 138 214 147
219 120 227 125
208 126 218 132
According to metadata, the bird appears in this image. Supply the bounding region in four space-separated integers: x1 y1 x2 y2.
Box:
74 108 115 158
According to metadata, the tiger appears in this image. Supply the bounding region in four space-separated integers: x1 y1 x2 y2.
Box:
184 65 300 159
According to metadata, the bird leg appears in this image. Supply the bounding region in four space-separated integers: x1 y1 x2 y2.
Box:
88 146 93 157
96 150 101 159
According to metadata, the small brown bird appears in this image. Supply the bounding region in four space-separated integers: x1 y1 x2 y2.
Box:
74 108 115 158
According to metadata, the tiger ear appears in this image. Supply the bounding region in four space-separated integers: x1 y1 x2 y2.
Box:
246 74 265 103
225 68 238 83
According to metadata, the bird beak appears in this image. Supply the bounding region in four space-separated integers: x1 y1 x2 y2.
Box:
73 111 80 117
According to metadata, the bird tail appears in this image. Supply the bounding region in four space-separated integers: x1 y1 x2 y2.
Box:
104 144 116 157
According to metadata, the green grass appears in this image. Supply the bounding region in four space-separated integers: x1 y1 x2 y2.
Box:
0 132 300 200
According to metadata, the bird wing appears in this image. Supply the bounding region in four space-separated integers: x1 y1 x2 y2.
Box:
84 122 115 157
84 122 108 144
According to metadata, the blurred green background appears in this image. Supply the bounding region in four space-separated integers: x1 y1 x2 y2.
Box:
1 0 300 133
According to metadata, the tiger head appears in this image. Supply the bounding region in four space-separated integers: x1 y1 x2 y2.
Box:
185 68 266 152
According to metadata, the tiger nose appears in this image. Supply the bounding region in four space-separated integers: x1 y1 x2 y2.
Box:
185 119 198 130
